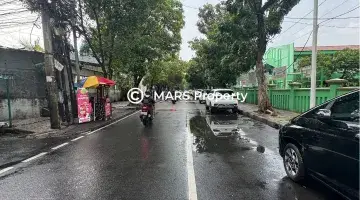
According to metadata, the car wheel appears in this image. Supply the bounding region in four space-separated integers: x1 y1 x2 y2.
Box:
232 108 238 114
283 143 305 182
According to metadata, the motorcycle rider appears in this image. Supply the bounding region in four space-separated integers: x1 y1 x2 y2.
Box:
142 91 155 118
170 89 176 103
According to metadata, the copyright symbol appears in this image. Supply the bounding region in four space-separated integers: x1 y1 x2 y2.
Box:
127 88 144 104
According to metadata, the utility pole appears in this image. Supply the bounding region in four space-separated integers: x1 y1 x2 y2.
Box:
310 0 318 108
72 0 81 83
42 6 61 129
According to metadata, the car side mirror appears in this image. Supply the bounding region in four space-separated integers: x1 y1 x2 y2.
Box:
316 109 349 129
315 109 332 120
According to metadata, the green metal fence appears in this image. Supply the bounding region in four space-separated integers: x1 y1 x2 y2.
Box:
235 79 358 113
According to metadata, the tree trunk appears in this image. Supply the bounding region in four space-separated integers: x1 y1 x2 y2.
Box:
256 58 273 112
134 75 142 88
256 13 273 113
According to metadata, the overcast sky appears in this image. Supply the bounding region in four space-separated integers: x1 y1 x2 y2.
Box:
0 0 359 61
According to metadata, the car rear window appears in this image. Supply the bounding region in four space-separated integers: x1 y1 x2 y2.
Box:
216 90 234 95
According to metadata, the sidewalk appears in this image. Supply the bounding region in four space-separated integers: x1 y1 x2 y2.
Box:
238 103 299 129
0 101 138 168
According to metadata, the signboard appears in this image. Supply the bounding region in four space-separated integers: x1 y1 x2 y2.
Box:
272 66 287 79
77 88 91 123
105 98 111 117
54 59 64 71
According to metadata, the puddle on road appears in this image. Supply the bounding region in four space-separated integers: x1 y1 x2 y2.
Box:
188 114 267 155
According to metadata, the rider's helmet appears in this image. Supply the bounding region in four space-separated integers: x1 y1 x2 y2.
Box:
144 91 151 98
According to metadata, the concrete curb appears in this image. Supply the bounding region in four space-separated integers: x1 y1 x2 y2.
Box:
237 108 282 130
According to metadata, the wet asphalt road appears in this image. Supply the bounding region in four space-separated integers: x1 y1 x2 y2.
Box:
0 101 342 200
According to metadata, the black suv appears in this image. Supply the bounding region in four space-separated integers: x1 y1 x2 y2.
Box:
279 90 359 200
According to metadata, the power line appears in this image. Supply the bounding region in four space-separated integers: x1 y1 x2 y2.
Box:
273 0 328 41
271 1 358 45
285 16 359 20
319 5 360 24
317 0 351 18
278 31 313 74
30 14 41 49
0 0 17 6
0 8 27 12
283 20 359 28
0 9 29 16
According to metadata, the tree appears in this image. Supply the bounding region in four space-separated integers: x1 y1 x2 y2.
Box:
76 0 154 78
225 0 301 113
116 0 184 87
188 3 256 88
297 53 333 86
186 59 207 89
332 49 360 84
298 49 360 86
22 0 184 83
144 57 188 90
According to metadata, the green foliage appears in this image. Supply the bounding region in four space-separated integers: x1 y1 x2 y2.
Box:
333 49 360 83
144 57 188 89
188 0 301 111
78 0 184 84
188 4 249 88
186 59 207 89
297 49 360 86
22 0 184 86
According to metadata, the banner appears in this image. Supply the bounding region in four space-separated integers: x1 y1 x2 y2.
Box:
273 66 287 79
77 88 91 123
105 98 111 117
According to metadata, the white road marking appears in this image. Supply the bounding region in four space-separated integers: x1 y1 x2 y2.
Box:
51 142 69 150
0 167 14 175
7 110 140 171
82 131 92 135
186 117 198 200
22 152 47 163
86 111 140 135
71 136 84 141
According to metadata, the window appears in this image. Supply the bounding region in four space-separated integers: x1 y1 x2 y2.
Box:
302 103 329 119
330 92 359 122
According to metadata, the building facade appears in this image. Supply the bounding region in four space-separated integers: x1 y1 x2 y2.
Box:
0 47 117 121
236 44 359 89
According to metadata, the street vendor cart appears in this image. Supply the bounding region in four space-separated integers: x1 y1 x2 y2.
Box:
76 76 115 123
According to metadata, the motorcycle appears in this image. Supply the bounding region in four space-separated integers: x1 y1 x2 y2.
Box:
140 104 153 126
